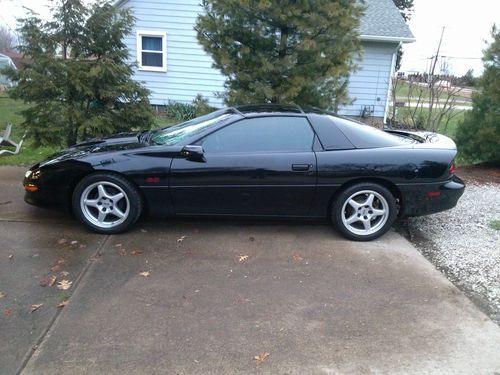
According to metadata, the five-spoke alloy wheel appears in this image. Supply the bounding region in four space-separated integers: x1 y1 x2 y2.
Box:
73 173 143 234
333 183 397 241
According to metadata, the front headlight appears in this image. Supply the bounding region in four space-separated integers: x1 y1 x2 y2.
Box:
25 169 41 179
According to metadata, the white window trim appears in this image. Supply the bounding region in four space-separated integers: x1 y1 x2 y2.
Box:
136 30 167 72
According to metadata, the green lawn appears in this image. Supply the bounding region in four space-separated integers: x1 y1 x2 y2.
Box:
395 81 472 102
0 94 179 167
0 94 58 166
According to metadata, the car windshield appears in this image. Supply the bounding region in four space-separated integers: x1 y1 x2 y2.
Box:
151 109 236 146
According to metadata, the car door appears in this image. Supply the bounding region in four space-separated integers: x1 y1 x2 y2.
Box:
169 116 317 216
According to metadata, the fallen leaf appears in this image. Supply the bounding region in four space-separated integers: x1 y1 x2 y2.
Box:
58 238 67 245
60 271 69 277
254 352 270 362
48 275 57 287
57 280 72 290
238 255 249 262
118 249 127 256
292 254 304 262
139 271 150 277
30 304 43 313
50 264 61 273
57 257 66 265
177 236 187 242
0 292 5 298
130 250 143 256
8 254 13 260
89 253 102 261
57 301 68 308
4 308 13 317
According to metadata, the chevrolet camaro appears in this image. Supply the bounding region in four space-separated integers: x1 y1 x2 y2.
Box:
23 104 465 241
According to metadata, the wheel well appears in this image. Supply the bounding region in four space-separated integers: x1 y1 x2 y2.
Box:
327 178 403 220
67 170 147 213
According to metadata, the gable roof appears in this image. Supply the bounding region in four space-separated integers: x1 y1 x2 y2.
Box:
360 0 415 42
115 0 414 43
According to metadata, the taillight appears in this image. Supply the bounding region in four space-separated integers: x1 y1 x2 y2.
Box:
449 161 456 175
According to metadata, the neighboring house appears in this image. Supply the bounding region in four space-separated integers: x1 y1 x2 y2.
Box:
116 0 414 123
0 52 17 89
0 50 32 89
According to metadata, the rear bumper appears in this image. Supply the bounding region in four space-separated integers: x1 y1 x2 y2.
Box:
399 175 465 217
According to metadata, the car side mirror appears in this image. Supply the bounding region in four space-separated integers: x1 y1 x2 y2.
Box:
181 145 205 162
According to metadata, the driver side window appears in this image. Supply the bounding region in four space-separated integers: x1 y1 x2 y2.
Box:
201 117 314 153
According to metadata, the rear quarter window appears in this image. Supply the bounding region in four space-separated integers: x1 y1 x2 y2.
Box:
307 114 355 150
331 116 407 148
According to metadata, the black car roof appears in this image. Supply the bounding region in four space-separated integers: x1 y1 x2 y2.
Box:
231 104 328 117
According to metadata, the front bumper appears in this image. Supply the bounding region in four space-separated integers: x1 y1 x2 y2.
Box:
23 176 70 209
399 175 465 217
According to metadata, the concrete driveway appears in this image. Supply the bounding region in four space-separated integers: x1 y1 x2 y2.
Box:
1 166 499 374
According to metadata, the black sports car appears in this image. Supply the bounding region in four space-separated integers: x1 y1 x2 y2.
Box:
23 104 465 241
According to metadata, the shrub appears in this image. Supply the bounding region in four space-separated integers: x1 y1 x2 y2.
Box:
164 101 196 121
164 95 217 121
455 26 500 164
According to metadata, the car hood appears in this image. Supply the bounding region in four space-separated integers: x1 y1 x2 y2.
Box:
39 132 147 167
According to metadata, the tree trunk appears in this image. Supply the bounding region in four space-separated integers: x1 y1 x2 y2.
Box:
66 127 77 147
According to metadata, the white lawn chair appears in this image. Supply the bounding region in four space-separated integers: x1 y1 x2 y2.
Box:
0 124 26 156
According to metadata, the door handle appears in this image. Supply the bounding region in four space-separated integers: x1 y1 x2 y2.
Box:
292 164 311 171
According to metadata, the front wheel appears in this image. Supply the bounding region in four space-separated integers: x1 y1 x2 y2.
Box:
72 173 143 234
332 183 397 241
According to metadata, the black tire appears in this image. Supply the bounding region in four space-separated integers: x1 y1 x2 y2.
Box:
72 173 143 234
332 182 397 241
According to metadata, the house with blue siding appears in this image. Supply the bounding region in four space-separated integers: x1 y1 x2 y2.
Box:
115 0 414 123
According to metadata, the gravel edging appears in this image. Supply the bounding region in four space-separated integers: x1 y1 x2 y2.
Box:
406 183 500 324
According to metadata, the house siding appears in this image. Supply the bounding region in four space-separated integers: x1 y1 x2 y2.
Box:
120 0 226 107
120 0 398 120
338 42 398 119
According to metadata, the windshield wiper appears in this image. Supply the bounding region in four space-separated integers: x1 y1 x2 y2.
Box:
139 130 156 144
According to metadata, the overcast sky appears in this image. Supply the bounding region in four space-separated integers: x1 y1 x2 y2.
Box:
1 0 498 76
401 0 499 76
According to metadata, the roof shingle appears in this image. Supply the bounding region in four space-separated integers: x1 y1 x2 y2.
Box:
360 0 415 42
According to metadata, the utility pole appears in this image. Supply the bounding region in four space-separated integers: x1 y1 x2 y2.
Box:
430 26 445 82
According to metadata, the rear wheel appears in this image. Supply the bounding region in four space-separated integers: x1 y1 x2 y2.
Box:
72 173 143 234
332 183 397 241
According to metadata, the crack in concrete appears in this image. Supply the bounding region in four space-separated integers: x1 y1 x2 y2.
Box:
15 235 110 375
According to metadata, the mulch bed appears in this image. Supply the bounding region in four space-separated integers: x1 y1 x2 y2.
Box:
457 163 500 185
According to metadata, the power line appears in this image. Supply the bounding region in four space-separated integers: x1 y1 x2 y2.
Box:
440 55 482 60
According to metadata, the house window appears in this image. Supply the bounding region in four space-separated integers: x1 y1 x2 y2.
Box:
137 31 167 72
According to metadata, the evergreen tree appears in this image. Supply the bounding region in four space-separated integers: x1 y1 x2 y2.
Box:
196 0 364 110
4 0 154 147
393 0 414 22
456 26 500 163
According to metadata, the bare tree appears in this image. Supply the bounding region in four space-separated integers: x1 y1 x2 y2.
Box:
388 75 465 133
0 25 16 51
